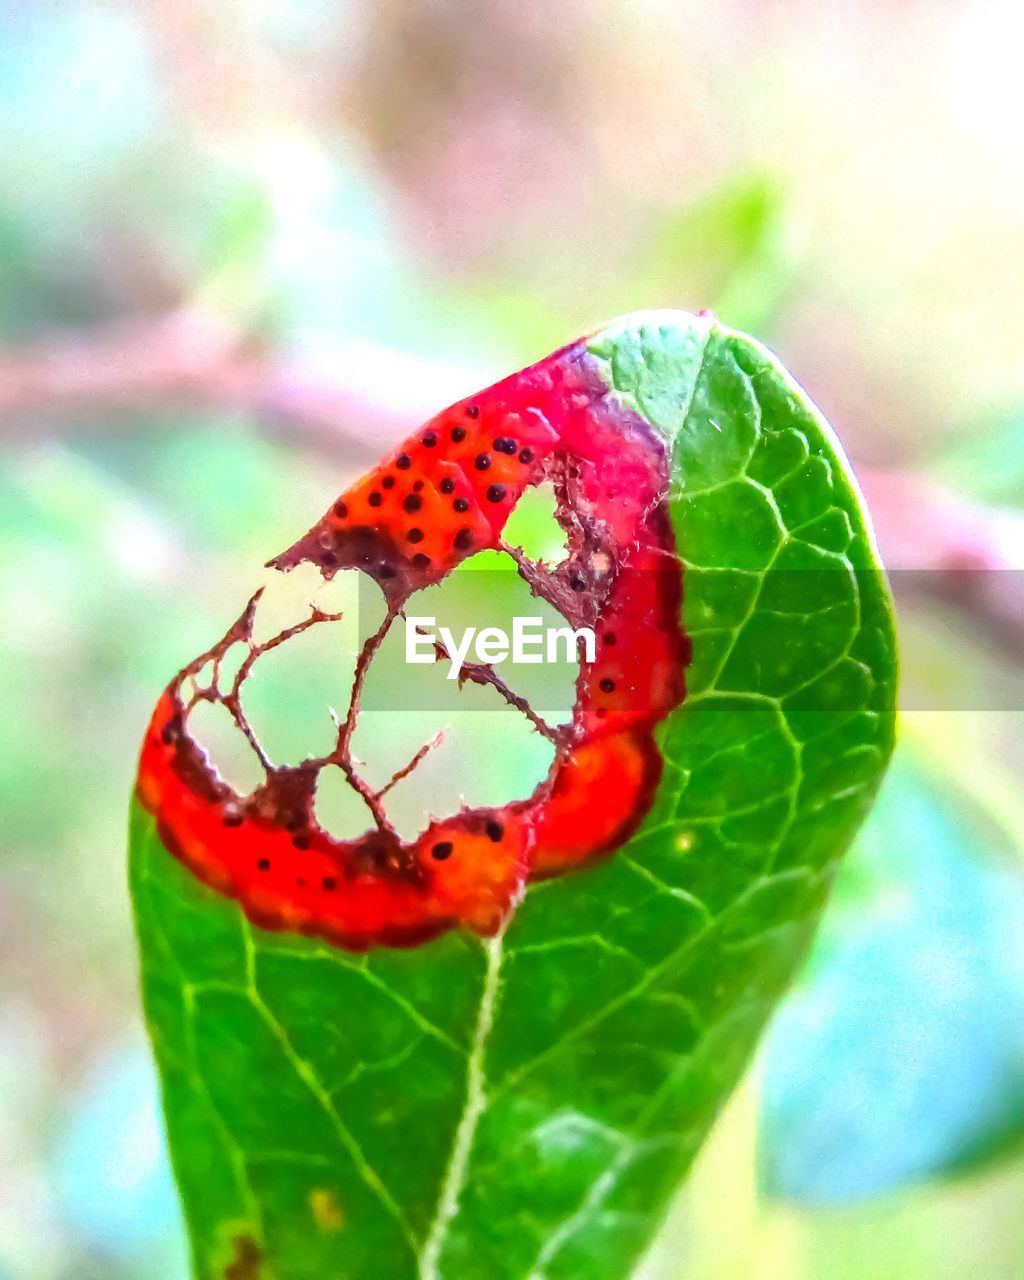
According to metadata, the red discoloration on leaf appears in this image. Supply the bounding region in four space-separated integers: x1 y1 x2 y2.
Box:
223 1233 262 1280
136 340 689 949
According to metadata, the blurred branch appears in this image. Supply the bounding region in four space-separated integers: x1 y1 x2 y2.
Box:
0 309 244 418
0 307 430 458
858 470 1024 661
0 309 1021 660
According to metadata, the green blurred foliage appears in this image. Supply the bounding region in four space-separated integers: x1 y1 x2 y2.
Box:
933 412 1024 509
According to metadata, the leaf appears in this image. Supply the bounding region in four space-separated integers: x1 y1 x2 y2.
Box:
130 311 897 1279
758 746 1024 1203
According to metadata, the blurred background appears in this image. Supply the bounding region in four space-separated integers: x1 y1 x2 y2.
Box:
1 1 1023 1277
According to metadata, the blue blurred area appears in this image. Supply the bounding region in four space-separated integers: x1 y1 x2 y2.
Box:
53 1043 189 1275
760 751 1024 1203
0 4 157 158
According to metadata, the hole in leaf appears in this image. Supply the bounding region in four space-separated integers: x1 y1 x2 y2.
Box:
341 546 572 840
249 562 327 646
216 641 248 693
315 764 374 841
350 698 556 843
187 699 264 795
192 657 215 691
187 491 582 847
240 619 350 765
239 567 387 766
441 548 579 723
501 481 567 564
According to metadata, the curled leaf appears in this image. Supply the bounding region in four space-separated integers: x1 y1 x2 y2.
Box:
131 311 897 1280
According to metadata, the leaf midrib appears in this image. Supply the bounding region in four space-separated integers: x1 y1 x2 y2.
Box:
416 930 505 1279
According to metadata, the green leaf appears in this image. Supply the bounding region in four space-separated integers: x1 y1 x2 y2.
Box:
131 311 897 1279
